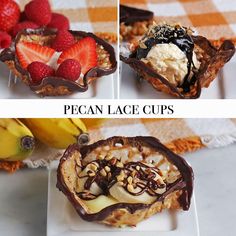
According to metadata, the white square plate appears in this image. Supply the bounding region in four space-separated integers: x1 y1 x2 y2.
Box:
47 161 200 236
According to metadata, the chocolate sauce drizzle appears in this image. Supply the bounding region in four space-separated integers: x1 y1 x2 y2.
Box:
75 159 171 201
136 24 198 92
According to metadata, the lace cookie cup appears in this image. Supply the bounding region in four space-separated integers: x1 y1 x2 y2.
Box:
121 35 235 99
120 5 154 40
57 136 193 227
0 28 117 96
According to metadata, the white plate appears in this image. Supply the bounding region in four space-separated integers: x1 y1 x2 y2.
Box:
47 161 200 236
0 63 117 100
120 53 236 99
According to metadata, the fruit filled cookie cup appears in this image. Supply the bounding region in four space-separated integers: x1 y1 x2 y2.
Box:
0 28 117 96
57 136 193 227
121 23 235 98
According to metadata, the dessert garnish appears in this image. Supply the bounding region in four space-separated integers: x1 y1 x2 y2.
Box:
0 28 117 96
57 136 193 227
0 31 12 49
0 0 20 33
121 22 235 98
24 0 52 26
47 13 69 31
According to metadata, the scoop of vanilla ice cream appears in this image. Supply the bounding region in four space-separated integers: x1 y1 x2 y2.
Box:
142 43 200 86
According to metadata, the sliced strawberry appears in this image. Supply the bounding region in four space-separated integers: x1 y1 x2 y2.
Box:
58 37 97 74
16 41 55 69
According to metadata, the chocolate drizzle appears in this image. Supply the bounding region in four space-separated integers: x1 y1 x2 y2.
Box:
135 24 197 92
57 136 194 222
75 159 169 200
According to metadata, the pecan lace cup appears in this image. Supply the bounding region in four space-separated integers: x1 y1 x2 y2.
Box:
57 137 193 227
0 28 117 96
121 23 235 98
120 5 154 40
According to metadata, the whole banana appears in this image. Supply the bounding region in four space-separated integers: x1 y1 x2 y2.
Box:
21 118 88 149
0 118 35 161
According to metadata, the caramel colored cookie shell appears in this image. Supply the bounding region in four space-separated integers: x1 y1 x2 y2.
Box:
0 28 117 97
57 136 193 227
121 36 235 98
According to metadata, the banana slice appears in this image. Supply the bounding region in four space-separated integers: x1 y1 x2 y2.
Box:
109 183 156 204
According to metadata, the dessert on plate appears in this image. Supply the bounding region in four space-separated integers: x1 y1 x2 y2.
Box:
121 23 235 98
57 136 193 227
120 5 154 40
0 28 117 96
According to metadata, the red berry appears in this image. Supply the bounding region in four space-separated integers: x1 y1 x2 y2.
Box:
25 0 52 26
11 21 39 37
52 30 75 52
47 13 70 31
56 59 81 81
0 31 12 48
16 41 55 69
58 37 97 74
27 61 55 84
0 0 20 32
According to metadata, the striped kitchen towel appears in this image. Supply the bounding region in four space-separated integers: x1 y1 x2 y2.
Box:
17 0 117 34
121 0 236 40
1 118 236 172
88 118 236 152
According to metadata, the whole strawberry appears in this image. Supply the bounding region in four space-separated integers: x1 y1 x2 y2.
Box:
48 13 70 31
27 61 55 84
0 0 20 32
12 21 39 37
52 30 75 52
56 59 81 81
0 31 12 48
25 0 52 26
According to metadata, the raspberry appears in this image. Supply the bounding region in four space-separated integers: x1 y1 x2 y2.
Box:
27 61 55 84
56 59 81 81
25 0 52 26
58 37 97 74
12 21 39 37
52 30 75 52
0 31 12 48
0 0 20 32
47 13 70 31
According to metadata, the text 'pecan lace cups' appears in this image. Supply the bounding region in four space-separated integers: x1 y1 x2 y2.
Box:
57 136 193 227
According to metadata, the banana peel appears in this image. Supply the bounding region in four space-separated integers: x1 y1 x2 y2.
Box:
21 118 88 149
